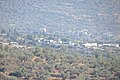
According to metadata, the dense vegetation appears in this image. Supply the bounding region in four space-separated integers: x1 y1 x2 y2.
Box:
1 0 120 80
0 44 120 80
1 0 120 42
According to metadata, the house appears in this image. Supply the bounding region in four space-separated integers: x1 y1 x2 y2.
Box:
57 39 63 44
49 40 55 43
27 46 35 52
99 44 119 47
69 41 75 46
83 43 97 48
0 42 9 46
9 42 18 45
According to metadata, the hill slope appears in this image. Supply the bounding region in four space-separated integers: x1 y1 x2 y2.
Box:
0 0 120 42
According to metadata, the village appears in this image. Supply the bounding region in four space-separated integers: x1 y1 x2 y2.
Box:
0 32 120 80
1 0 120 80
0 32 120 53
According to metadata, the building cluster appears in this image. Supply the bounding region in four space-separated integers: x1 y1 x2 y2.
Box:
0 40 35 52
37 37 120 49
83 43 119 48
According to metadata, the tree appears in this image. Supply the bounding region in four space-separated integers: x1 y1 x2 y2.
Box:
4 45 9 52
0 43 2 50
61 71 70 79
35 70 50 80
33 46 41 55
0 68 5 73
76 74 85 80
1 29 5 33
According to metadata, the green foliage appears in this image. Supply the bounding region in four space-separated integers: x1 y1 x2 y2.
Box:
0 44 120 80
61 71 70 79
76 74 85 80
0 68 5 73
35 70 50 80
34 46 41 54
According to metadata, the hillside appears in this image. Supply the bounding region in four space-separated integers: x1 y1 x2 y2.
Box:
0 42 120 80
0 0 120 42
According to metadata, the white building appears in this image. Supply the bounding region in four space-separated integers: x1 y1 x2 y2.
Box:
58 39 63 44
99 44 119 48
9 42 18 45
69 41 75 46
43 27 47 34
83 43 98 47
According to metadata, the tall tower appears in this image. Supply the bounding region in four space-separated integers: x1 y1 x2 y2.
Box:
43 27 47 35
